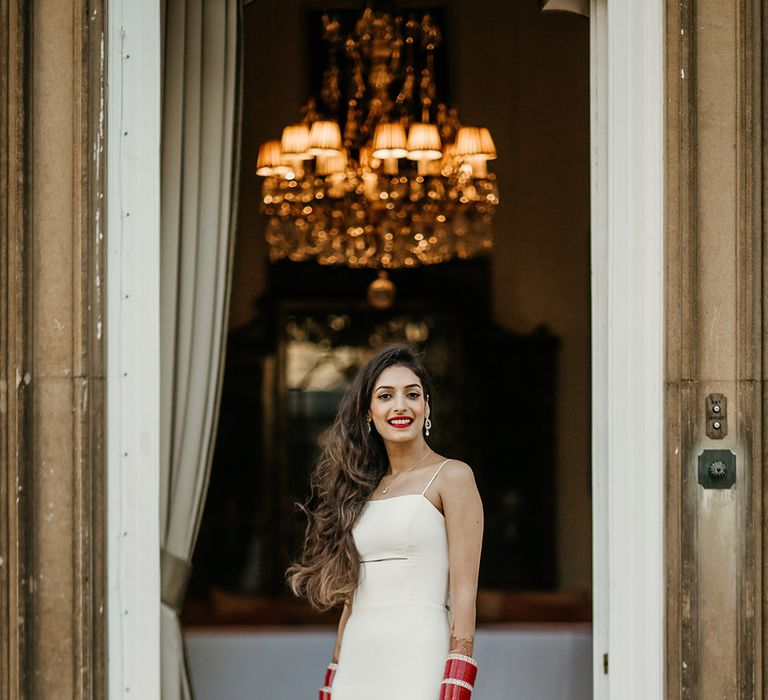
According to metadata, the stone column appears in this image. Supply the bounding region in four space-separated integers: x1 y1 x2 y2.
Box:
0 1 107 698
666 0 764 696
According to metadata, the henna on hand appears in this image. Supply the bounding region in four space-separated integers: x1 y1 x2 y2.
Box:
449 628 474 656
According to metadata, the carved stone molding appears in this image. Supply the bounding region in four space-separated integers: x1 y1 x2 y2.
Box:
0 1 107 697
1 0 31 696
666 0 764 696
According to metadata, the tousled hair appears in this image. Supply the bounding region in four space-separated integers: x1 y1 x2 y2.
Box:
285 343 435 610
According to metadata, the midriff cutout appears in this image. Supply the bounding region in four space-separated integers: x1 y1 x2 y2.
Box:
360 556 408 563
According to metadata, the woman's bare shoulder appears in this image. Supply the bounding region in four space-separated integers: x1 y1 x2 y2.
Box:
441 458 477 485
437 459 480 502
438 459 483 523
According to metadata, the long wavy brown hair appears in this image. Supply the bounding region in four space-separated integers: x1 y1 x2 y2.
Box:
285 343 435 611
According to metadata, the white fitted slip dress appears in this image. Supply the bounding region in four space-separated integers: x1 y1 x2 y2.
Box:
330 459 452 700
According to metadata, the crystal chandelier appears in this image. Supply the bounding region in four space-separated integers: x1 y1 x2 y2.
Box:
256 7 499 270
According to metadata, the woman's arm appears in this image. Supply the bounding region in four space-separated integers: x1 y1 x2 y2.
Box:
332 600 353 662
442 461 484 656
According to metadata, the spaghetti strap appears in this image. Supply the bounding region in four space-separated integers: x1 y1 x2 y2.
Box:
421 458 452 497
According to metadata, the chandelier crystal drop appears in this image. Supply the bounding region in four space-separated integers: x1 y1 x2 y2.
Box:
256 7 500 269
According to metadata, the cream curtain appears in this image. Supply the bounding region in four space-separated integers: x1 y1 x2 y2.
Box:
159 0 241 697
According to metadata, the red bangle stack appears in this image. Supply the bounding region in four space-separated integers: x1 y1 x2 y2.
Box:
318 661 337 699
439 653 478 699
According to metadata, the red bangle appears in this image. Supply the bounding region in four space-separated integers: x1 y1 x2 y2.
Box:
439 678 473 700
319 660 338 698
324 662 338 687
439 654 478 699
443 655 478 686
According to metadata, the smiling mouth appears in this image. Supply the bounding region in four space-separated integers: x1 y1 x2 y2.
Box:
387 418 414 428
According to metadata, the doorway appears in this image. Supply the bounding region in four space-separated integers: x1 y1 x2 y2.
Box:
184 2 591 697
104 0 665 697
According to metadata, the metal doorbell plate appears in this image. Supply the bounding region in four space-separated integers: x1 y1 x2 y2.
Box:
698 449 736 489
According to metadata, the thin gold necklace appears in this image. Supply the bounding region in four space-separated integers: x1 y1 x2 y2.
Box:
381 447 433 495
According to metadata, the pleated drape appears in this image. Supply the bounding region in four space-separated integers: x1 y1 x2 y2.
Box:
159 0 241 697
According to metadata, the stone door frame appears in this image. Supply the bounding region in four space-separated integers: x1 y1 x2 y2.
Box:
664 0 765 697
1 0 109 697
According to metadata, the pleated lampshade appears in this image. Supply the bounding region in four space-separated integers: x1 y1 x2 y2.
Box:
478 128 497 160
281 124 312 160
455 126 497 160
256 140 293 177
406 123 442 161
308 121 343 156
371 123 408 159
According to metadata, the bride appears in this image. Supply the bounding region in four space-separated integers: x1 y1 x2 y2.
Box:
286 343 484 699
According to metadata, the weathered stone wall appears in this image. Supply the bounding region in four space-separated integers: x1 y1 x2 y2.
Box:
666 0 764 696
0 1 106 698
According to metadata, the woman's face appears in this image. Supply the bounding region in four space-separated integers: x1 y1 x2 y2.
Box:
368 364 430 442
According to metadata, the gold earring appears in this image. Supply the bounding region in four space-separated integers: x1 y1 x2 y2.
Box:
425 417 432 436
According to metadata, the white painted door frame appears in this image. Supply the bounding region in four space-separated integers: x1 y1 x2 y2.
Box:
590 0 665 698
106 0 162 697
104 1 665 698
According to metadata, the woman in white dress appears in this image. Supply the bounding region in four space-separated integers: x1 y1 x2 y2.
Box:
286 344 484 699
